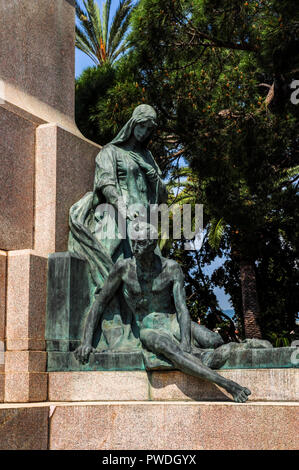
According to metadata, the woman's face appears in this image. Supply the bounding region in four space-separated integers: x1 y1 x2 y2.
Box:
133 120 155 143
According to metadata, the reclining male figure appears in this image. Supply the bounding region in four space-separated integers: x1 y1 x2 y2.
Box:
75 228 260 403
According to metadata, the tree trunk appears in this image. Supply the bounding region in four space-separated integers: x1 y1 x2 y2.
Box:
240 260 262 339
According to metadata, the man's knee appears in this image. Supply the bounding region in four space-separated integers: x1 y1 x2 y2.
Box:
140 328 172 353
140 328 157 348
193 323 224 349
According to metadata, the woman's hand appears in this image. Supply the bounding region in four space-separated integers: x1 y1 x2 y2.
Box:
129 152 158 180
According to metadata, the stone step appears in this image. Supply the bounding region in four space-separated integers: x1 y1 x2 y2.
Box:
48 368 299 402
0 401 298 450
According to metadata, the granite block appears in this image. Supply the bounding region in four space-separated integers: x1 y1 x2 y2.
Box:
5 351 47 372
149 368 299 402
48 371 149 401
49 402 299 450
0 405 48 449
4 372 48 403
0 373 4 402
0 251 6 342
35 124 99 254
0 0 75 119
48 369 299 402
6 250 47 351
0 108 36 250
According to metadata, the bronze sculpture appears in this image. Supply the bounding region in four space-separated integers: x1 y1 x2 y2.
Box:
75 225 256 403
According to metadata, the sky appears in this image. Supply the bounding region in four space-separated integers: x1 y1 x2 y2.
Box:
76 49 94 77
75 1 233 312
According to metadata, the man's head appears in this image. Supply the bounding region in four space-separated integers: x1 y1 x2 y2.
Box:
131 223 158 258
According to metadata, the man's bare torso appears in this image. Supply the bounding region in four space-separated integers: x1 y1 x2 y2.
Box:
119 256 180 324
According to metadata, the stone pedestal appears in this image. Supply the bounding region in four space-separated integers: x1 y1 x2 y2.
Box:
4 351 47 403
0 0 100 404
0 108 37 250
1 0 298 452
0 404 49 450
0 400 297 450
0 0 79 135
0 251 6 347
0 368 298 449
0 373 4 402
6 250 47 351
48 369 299 402
48 401 298 450
35 125 97 255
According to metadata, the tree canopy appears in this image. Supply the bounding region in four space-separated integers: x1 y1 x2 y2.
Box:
75 0 299 342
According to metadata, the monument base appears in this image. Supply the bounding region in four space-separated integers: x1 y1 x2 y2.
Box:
0 400 297 450
47 369 299 402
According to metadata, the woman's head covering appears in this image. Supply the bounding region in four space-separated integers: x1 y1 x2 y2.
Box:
110 104 157 146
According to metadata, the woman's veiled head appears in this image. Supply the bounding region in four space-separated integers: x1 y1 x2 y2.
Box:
132 104 157 125
110 104 157 146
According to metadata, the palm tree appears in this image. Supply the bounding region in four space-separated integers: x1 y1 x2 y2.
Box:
208 217 262 339
75 0 135 66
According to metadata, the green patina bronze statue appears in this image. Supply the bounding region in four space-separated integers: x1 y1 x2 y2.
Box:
75 225 261 403
66 104 272 395
69 104 167 289
68 104 168 351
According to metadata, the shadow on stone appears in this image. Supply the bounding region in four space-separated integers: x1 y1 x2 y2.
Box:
147 370 230 402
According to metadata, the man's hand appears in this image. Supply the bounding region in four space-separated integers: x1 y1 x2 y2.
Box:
127 206 140 221
74 343 95 364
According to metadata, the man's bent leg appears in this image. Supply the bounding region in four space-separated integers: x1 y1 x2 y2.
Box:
140 328 251 403
191 322 224 349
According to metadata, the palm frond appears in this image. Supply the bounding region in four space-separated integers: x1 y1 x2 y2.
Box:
171 167 193 177
75 39 98 65
76 40 99 65
77 21 100 62
208 218 225 250
108 0 132 55
87 0 103 49
277 165 299 186
102 0 112 49
75 0 133 66
110 40 131 62
75 2 86 20
75 25 97 56
80 0 102 61
109 11 132 57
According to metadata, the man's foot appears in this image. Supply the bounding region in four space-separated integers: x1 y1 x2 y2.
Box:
74 344 95 364
228 382 251 403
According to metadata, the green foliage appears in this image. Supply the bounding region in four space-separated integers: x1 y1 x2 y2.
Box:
208 218 225 250
75 0 299 337
266 331 291 348
127 0 299 336
75 63 116 143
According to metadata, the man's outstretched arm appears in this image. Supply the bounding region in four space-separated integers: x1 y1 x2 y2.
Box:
75 260 125 362
173 265 192 353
